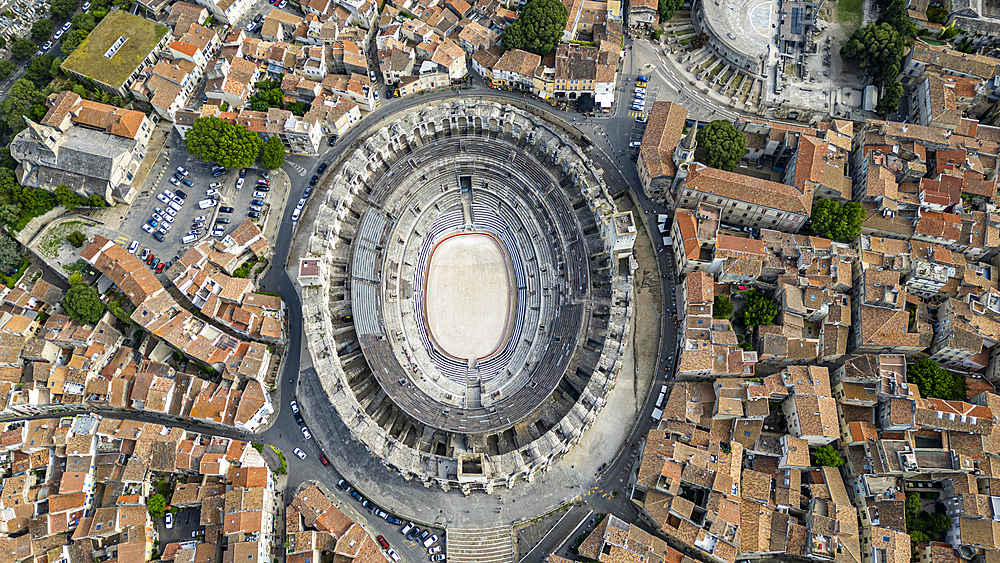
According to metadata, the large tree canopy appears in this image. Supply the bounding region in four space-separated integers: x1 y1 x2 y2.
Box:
907 358 967 401
658 0 683 23
62 284 104 325
500 0 568 55
741 292 777 328
184 117 262 169
259 137 285 170
841 22 905 86
810 199 865 241
49 0 78 19
10 38 37 60
31 19 54 41
695 120 747 172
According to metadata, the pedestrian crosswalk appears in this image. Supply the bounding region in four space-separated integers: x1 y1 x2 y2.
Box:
114 232 130 246
629 110 648 118
286 162 307 176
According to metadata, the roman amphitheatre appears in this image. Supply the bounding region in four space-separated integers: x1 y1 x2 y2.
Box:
297 99 636 493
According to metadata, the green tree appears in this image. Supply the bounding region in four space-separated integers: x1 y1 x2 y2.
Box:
184 116 262 168
61 283 104 325
68 271 82 285
1 79 44 133
713 295 733 319
812 445 844 467
696 120 747 171
907 358 967 400
146 493 166 518
810 199 865 241
658 0 682 22
909 530 930 542
66 230 86 248
876 0 914 35
25 54 57 85
840 23 905 86
248 88 284 111
876 81 904 116
0 235 20 273
741 291 777 328
926 4 949 23
260 136 285 170
87 194 106 208
0 205 20 227
61 29 88 54
287 101 310 116
31 19 54 41
71 11 95 31
54 184 79 209
0 36 6 49
10 38 37 60
50 0 78 19
0 60 15 79
905 493 921 520
499 0 568 55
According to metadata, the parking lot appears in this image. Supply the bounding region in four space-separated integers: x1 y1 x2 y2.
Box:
120 144 273 269
155 507 205 546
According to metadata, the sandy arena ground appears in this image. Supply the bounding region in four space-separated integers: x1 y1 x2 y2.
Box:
425 233 511 360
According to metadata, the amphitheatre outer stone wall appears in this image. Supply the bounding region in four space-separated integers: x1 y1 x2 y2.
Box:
297 100 635 494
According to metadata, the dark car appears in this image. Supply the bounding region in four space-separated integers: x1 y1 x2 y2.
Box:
351 491 364 502
317 163 327 173
318 454 329 466
219 206 235 213
151 258 160 267
362 500 375 511
152 232 165 242
182 179 194 187
406 527 420 541
337 479 350 491
387 516 403 525
248 211 261 219
309 175 318 186
259 172 269 180
239 168 247 178
173 172 184 181
256 186 270 192
417 530 430 542
253 13 263 22
251 199 265 206
176 189 188 199
329 137 336 146
216 218 230 224
303 187 312 198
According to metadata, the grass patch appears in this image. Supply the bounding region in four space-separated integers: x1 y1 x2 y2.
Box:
38 220 85 259
679 36 694 45
269 444 287 474
838 0 863 28
708 64 724 79
251 443 264 453
61 10 169 90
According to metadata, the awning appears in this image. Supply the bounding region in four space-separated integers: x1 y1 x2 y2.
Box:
595 91 615 108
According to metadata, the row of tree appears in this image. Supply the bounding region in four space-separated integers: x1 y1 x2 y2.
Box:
840 0 913 116
183 116 286 170
499 0 567 55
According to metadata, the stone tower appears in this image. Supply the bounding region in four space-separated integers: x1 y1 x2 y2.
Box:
672 122 698 191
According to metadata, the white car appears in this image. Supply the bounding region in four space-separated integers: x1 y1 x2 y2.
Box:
194 215 207 223
245 20 255 32
235 178 244 190
253 190 268 199
302 426 312 439
211 229 225 237
291 208 301 222
61 21 71 32
82 1 90 9
290 400 299 413
151 212 164 222
53 29 63 40
165 513 173 529
210 182 223 189
163 189 175 198
160 222 172 231
176 166 189 176
142 224 155 234
128 241 139 254
169 177 181 186
162 214 175 223
293 448 306 459
156 193 169 204
164 207 177 217
206 189 220 197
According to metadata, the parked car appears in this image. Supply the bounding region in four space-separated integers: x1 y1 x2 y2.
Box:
430 555 445 561
301 426 312 439
169 177 181 186
374 508 389 520
182 179 194 187
317 163 327 173
176 166 189 176
309 175 318 186
141 249 150 260
428 546 442 555
386 548 400 562
206 189 219 197
417 530 430 542
290 400 299 412
156 193 169 203
240 168 248 177
251 199 265 206
293 412 304 425
235 178 244 190
128 241 139 254
142 224 155 234
293 448 306 459
165 513 173 529
248 211 261 219
401 523 414 536
423 535 438 548
219 206 234 213
259 172 269 180
406 527 420 541
318 454 329 466
147 218 159 228
387 516 403 526
176 189 188 199
351 490 364 502
376 536 389 550
82 1 91 9
146 253 155 265
155 263 165 274
337 479 350 491
253 191 268 199
250 205 263 213
194 215 207 223
152 232 165 242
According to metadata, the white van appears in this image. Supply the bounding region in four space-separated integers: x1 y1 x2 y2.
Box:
657 214 669 223
182 234 198 244
198 198 218 209
168 201 183 213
